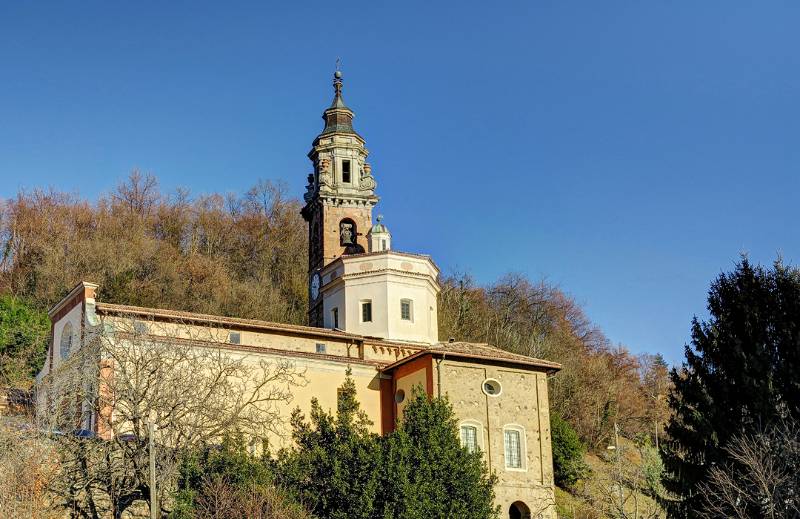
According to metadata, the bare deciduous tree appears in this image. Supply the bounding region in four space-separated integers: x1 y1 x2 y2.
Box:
595 441 666 519
699 420 800 519
0 421 60 519
194 476 311 519
37 314 305 518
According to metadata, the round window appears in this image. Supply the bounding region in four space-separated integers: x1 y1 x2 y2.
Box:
482 378 502 397
394 389 406 404
60 322 74 359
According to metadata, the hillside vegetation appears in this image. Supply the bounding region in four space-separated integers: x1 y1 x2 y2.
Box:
0 172 670 516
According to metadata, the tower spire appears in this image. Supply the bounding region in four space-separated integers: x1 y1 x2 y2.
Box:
321 66 356 135
330 64 347 110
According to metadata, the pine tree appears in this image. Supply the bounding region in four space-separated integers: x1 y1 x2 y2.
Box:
663 258 800 516
379 386 499 519
278 369 382 519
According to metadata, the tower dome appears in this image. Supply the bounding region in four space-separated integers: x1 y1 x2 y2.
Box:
368 215 391 252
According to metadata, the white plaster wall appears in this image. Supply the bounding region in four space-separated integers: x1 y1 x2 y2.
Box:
321 252 440 344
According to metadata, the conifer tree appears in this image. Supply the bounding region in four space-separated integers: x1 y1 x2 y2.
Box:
379 386 499 519
278 370 382 519
664 258 800 516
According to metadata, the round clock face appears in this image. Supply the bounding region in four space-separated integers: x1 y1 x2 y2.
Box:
310 272 321 301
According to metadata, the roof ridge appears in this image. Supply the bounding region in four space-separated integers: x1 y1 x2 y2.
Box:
94 302 364 339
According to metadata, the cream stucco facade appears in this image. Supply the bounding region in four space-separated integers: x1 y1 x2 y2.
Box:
37 71 562 519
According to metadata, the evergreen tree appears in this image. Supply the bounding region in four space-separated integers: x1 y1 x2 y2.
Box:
663 258 800 516
0 295 49 388
379 386 499 519
550 413 589 489
278 370 382 519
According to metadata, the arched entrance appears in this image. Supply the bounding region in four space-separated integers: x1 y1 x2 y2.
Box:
509 501 531 519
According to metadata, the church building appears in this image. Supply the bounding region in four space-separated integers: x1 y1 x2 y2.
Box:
37 71 561 519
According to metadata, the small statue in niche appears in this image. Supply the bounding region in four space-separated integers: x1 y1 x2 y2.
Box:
303 173 315 203
359 162 376 191
318 158 333 191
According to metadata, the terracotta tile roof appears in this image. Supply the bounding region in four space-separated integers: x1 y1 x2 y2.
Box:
381 341 562 373
93 303 365 342
92 304 559 372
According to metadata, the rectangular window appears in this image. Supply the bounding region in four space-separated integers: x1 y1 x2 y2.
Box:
316 343 326 354
504 429 522 469
401 300 412 321
342 160 351 183
133 321 148 334
381 239 387 251
361 301 372 322
460 425 478 453
332 307 339 329
228 332 241 345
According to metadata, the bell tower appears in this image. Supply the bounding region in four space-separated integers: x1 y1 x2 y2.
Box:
301 69 379 327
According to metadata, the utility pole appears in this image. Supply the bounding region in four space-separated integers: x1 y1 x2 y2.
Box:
614 422 623 515
148 421 158 519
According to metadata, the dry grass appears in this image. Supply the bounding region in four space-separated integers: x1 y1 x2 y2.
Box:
0 417 61 519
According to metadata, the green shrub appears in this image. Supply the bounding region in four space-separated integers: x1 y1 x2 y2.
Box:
550 413 589 488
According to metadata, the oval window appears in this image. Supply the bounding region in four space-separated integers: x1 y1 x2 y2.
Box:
60 322 74 359
394 389 406 404
482 378 502 397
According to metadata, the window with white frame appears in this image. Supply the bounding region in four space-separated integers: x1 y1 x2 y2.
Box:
503 426 525 470
400 299 412 321
361 300 372 322
460 424 478 453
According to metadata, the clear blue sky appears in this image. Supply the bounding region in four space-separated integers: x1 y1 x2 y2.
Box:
2 2 798 365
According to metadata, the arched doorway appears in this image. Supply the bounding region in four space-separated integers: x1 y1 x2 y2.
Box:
509 501 531 519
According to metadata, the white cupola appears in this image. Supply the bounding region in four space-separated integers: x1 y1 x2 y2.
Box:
367 215 392 252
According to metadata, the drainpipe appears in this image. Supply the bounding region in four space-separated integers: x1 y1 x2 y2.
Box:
435 353 446 398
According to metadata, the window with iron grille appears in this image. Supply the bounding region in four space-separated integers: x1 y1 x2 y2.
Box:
316 343 326 354
504 429 522 469
460 425 478 453
400 299 412 321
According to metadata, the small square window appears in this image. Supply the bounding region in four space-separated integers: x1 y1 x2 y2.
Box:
362 301 372 322
316 343 326 354
400 300 412 321
342 160 351 183
228 332 241 345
